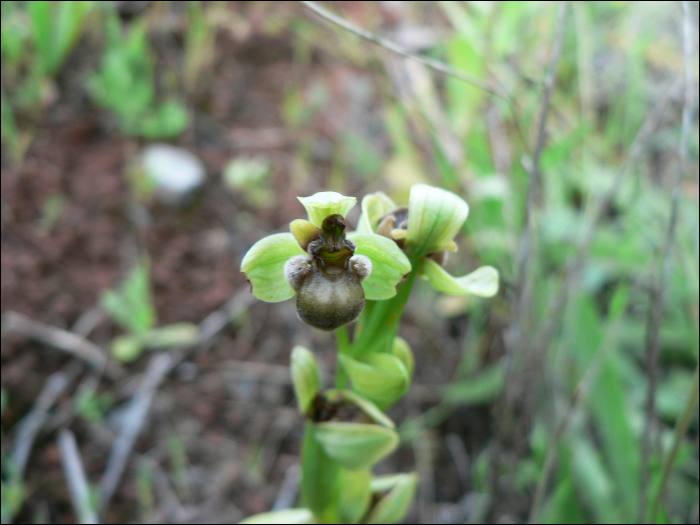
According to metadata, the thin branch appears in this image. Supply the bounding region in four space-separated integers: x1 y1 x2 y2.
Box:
651 364 699 522
271 464 301 512
299 1 504 98
1 312 125 381
528 306 627 523
640 2 695 520
58 429 99 524
533 73 684 353
11 361 84 479
98 353 172 517
98 289 254 517
510 0 568 351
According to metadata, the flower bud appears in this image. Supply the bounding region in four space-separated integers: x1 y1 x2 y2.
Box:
290 345 321 414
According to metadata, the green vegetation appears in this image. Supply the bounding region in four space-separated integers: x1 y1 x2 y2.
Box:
101 260 198 362
0 1 696 524
88 8 189 138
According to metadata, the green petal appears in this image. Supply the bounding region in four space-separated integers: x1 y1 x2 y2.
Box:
290 219 321 251
312 422 399 470
356 192 398 233
298 192 357 227
422 259 499 297
348 233 411 300
291 346 321 414
338 353 409 408
241 233 305 302
366 473 418 524
405 184 469 258
239 508 316 524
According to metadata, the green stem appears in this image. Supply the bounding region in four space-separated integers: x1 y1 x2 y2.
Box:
300 422 341 523
335 326 350 389
350 257 421 358
650 363 699 522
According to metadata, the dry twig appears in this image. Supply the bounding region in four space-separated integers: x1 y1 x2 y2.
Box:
58 429 99 524
11 361 84 478
272 464 301 512
98 353 172 516
640 2 695 520
98 289 253 517
510 1 568 348
1 312 125 380
299 1 504 98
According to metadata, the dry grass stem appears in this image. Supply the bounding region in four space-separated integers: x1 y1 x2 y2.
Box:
1 312 125 381
639 2 696 520
58 429 99 524
299 1 504 98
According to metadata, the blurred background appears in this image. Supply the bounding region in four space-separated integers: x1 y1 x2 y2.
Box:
1 1 698 523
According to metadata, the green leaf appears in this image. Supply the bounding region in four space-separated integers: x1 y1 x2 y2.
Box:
101 260 156 333
110 323 199 363
442 364 505 404
312 422 399 470
357 192 398 233
571 437 622 524
348 233 412 300
405 184 469 258
422 259 499 297
111 333 146 363
239 508 316 524
291 346 321 414
241 233 305 302
338 353 410 408
142 323 199 348
297 192 357 227
29 1 92 76
366 473 418 524
337 468 372 524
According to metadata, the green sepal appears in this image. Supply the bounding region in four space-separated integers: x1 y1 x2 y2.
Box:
366 473 418 524
238 508 316 524
291 345 321 414
356 192 398 233
297 192 357 227
337 468 372 524
391 336 414 379
348 233 411 300
290 219 321 251
405 184 469 258
338 353 410 408
421 259 499 297
241 233 305 302
312 422 399 471
324 389 395 429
